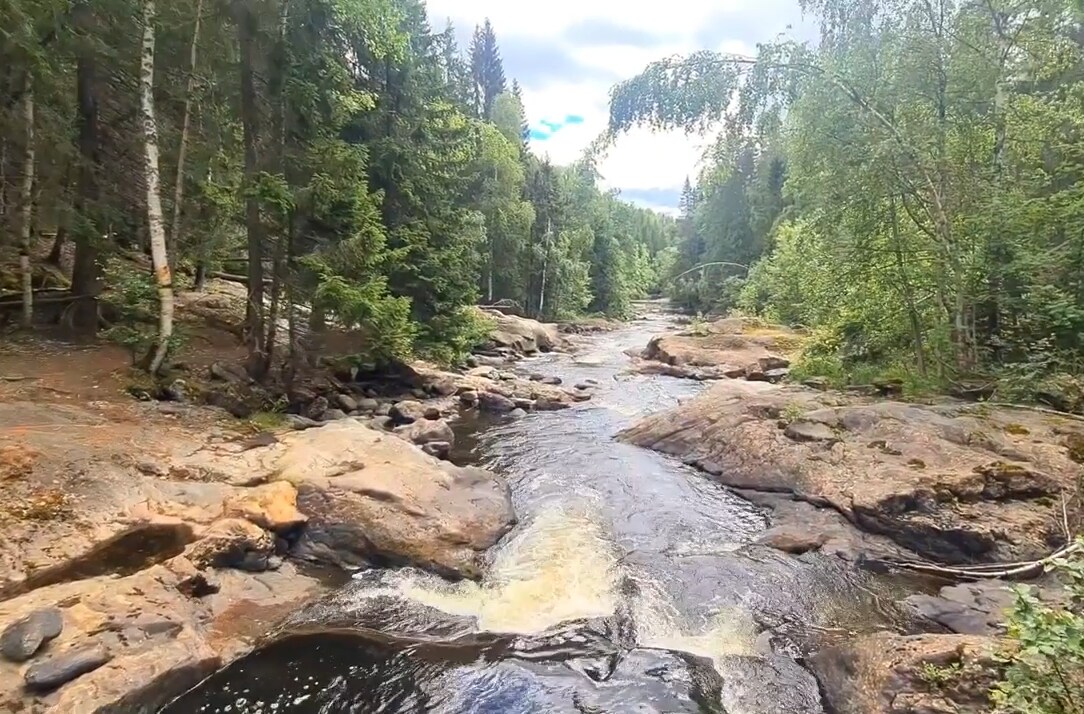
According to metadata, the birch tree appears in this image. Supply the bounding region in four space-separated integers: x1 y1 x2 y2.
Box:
138 0 174 374
18 75 34 328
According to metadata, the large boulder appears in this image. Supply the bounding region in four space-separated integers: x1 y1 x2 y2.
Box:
620 380 1083 564
478 308 566 356
640 317 800 381
205 421 515 579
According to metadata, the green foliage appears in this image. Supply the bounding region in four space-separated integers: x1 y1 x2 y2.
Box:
101 260 185 364
606 0 1084 404
994 540 1084 714
920 661 964 688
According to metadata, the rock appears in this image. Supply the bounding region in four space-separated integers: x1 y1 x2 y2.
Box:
356 398 380 413
478 392 516 414
321 408 348 422
512 398 535 411
222 482 306 535
640 318 800 381
619 379 1082 565
422 442 452 460
424 406 442 420
575 382 595 391
541 376 563 386
478 308 566 356
336 394 358 412
570 389 593 402
369 416 394 431
304 396 329 421
509 409 528 419
163 379 188 403
0 608 63 662
428 377 459 397
285 414 322 431
209 361 250 385
810 633 997 714
390 400 427 424
903 580 1020 636
756 527 829 555
374 402 392 417
24 644 113 692
184 519 275 572
528 374 544 382
803 377 829 391
214 421 515 578
535 397 572 412
459 390 479 406
784 421 837 443
395 419 455 448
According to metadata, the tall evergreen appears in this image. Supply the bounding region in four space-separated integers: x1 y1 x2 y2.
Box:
469 19 506 121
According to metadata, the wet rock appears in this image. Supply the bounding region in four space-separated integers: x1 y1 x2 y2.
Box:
395 419 455 448
528 374 544 382
904 580 1019 636
509 409 528 419
541 376 563 386
24 644 112 692
534 397 571 412
424 406 442 420
571 389 593 402
422 442 452 460
304 396 329 421
716 653 823 714
784 421 837 443
222 482 306 535
756 527 829 555
478 392 516 414
810 633 996 714
459 390 479 406
356 398 380 413
322 408 348 422
513 398 535 411
336 394 358 413
0 608 63 662
390 400 427 424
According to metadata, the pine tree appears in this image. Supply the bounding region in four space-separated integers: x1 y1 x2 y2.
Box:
469 19 506 121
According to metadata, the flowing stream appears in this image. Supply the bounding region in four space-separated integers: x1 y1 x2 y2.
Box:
164 309 910 713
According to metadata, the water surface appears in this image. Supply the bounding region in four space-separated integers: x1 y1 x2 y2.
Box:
165 310 906 713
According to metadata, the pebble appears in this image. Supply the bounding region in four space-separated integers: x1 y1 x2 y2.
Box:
24 645 112 692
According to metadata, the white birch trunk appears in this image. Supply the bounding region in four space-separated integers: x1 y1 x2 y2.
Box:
139 0 174 374
19 76 35 328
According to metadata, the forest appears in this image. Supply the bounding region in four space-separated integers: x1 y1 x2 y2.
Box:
0 0 677 374
606 0 1084 403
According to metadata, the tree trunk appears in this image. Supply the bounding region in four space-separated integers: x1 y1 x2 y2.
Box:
70 1 102 335
169 0 204 267
233 0 266 378
18 74 35 328
46 226 66 266
890 197 926 377
193 261 206 291
139 0 174 375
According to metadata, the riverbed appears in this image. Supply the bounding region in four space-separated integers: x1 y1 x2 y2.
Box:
163 311 912 713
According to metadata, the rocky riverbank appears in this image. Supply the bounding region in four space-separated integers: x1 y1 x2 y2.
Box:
621 316 1083 712
0 305 596 712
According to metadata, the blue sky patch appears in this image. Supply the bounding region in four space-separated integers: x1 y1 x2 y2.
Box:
564 114 585 125
529 127 552 141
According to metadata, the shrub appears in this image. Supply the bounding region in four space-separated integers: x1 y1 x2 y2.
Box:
993 539 1084 714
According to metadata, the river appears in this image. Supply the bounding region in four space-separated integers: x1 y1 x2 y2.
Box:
164 309 910 713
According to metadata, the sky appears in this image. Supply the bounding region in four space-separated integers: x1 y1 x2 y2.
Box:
424 0 818 215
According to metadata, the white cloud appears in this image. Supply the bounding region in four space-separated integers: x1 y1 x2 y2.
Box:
424 0 814 212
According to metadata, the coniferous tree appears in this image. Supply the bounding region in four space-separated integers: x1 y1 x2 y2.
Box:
469 19 506 121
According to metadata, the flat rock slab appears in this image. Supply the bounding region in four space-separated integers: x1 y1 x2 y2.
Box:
620 379 1084 564
0 608 63 662
24 644 112 692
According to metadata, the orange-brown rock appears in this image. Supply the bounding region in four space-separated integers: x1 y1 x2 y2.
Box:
638 317 802 380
